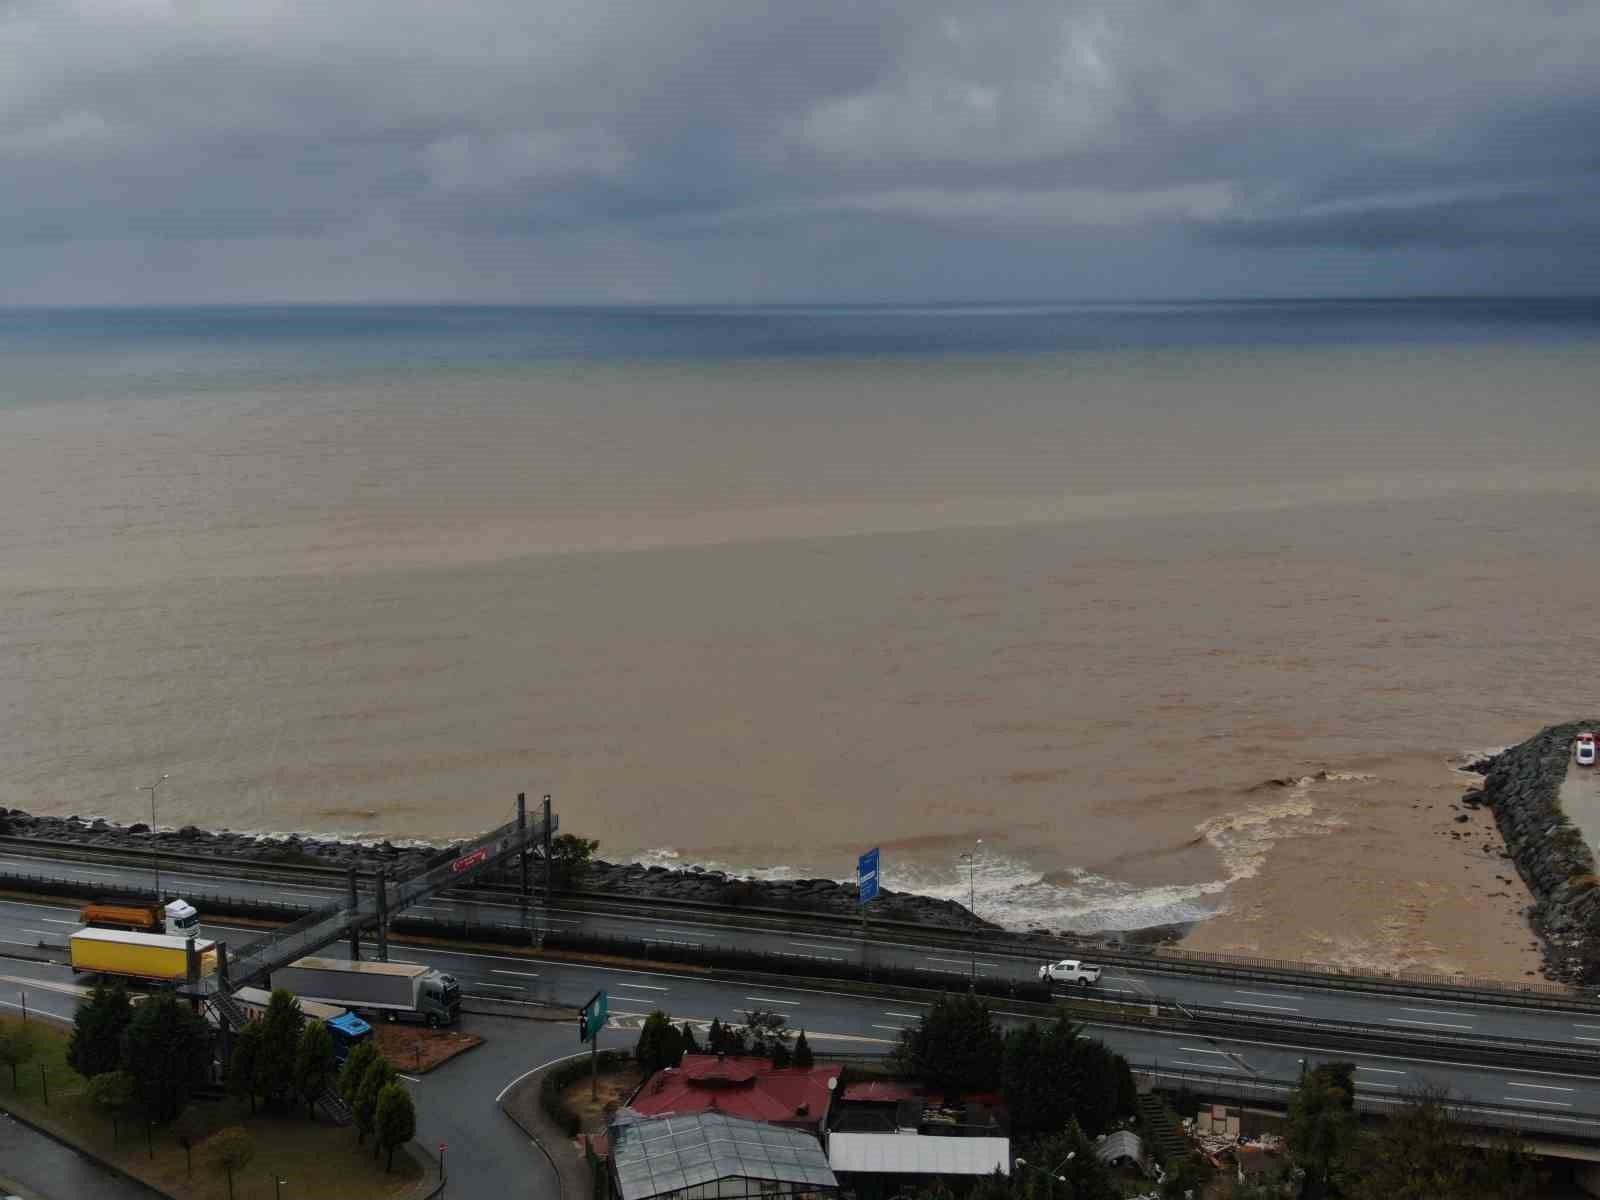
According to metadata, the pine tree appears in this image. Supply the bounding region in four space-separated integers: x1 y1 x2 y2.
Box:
124 992 213 1121
375 1081 417 1171
680 1022 701 1055
227 1022 264 1114
293 1020 338 1120
792 1030 813 1069
67 982 133 1079
254 989 305 1110
338 1039 379 1106
355 1056 397 1148
707 1018 725 1053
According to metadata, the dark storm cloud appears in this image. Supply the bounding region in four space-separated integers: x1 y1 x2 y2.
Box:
3 0 1599 302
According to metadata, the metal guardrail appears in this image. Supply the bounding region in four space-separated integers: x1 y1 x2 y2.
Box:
3 833 1590 1013
1139 1062 1600 1142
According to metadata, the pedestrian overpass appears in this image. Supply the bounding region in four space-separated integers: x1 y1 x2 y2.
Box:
178 796 555 1031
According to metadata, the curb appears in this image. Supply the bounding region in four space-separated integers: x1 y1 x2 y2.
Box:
0 1100 170 1199
496 1052 592 1200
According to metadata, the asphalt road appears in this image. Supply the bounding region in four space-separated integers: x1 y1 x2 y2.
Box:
1 1111 159 1200
1 847 1591 1051
5 891 1600 1148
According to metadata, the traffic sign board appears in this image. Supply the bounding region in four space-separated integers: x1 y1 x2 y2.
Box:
579 989 609 1043
857 847 880 905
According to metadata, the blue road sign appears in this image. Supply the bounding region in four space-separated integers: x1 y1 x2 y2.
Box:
858 847 880 904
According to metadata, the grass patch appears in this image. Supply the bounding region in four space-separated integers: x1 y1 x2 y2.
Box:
0 1015 423 1200
561 1063 644 1135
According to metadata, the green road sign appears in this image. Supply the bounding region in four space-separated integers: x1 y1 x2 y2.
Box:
579 989 608 1043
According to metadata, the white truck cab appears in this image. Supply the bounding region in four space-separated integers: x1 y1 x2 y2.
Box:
164 899 200 937
1039 959 1102 986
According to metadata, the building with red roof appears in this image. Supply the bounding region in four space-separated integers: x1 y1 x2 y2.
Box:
629 1055 843 1135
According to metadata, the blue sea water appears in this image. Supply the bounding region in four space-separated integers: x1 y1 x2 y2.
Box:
3 296 1598 407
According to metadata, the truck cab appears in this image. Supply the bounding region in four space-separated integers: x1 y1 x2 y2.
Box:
419 972 461 1027
326 1012 374 1062
163 899 200 937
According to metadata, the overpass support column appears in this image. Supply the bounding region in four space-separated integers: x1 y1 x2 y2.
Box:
543 794 553 903
376 868 389 962
518 792 530 898
348 866 361 962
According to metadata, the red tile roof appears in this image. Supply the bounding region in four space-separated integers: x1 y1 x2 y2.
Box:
840 1081 924 1104
630 1055 842 1131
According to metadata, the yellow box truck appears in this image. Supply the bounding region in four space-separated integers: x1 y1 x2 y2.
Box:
68 928 218 983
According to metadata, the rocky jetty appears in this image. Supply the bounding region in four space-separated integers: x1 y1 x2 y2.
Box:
1473 720 1600 983
0 807 992 932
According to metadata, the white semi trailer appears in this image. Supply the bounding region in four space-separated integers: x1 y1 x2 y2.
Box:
271 957 460 1027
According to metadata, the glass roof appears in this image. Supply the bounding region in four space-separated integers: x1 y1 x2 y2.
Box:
610 1111 837 1200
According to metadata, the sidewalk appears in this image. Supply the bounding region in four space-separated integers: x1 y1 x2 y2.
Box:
497 1055 593 1200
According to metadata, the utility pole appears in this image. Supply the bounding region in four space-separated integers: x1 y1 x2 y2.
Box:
376 868 389 962
960 838 982 987
140 774 169 901
542 794 553 903
517 793 530 898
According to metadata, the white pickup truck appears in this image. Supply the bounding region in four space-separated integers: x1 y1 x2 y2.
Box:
1039 959 1103 987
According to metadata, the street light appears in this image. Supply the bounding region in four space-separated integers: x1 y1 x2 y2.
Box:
959 838 983 986
139 774 169 901
1014 1152 1075 1187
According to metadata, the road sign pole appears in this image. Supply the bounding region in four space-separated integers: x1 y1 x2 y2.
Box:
591 1032 599 1100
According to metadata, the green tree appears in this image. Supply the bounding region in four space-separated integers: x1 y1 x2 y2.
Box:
1002 1018 1081 1138
1288 1062 1357 1198
172 1105 210 1177
207 1125 254 1200
771 1038 792 1069
1020 1122 1119 1200
88 1069 139 1145
635 1011 686 1074
355 1056 397 1148
1347 1084 1498 1200
0 1022 35 1091
67 982 133 1079
680 1022 701 1055
338 1038 379 1106
742 1008 792 1057
550 833 600 888
254 989 305 1110
227 1022 264 1114
792 1030 813 1069
898 992 1003 1099
124 992 213 1121
293 1020 338 1120
375 1081 417 1171
1069 1038 1129 1136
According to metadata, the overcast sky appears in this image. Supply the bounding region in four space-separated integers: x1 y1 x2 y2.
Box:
4 1 1598 304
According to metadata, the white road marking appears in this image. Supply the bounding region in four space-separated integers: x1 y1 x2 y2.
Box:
1507 1082 1575 1092
653 925 718 937
397 1074 422 1083
0 938 37 946
612 982 670 991
1574 1023 1600 1030
1505 1097 1571 1107
1236 991 1305 1002
927 956 997 968
491 969 542 978
475 982 525 991
1356 1067 1407 1075
884 1011 922 1019
1171 1060 1236 1071
21 930 51 937
1401 1007 1473 1018
1223 1001 1299 1012
745 996 801 1006
1361 1083 1401 1089
870 1024 909 1032
1179 1047 1228 1055
40 919 80 925
1387 1018 1472 1031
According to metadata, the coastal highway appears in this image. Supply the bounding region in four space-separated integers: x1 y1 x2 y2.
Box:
4 892 1600 1140
3 845 1597 1055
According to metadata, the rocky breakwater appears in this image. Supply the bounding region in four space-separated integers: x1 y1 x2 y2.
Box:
1474 719 1600 983
0 807 992 932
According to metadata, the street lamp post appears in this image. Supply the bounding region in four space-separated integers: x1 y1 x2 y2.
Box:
1014 1152 1075 1197
140 774 169 901
959 838 983 987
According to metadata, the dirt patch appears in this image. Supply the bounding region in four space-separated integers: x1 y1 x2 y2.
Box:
560 1064 645 1134
373 1024 483 1074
